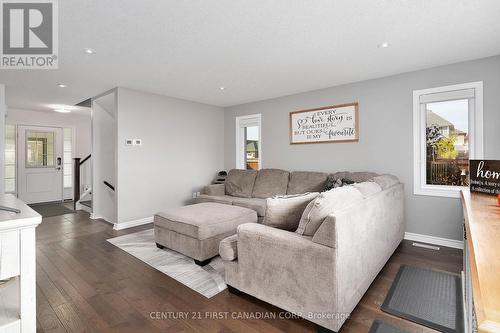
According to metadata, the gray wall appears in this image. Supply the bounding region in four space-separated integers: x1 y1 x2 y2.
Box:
224 55 500 241
116 88 225 225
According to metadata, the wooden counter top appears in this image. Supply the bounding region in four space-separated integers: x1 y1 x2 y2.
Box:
461 189 500 333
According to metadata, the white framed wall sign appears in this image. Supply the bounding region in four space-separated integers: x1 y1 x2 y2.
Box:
289 102 359 144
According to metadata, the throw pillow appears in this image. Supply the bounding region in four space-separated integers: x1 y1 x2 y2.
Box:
324 175 355 191
263 192 319 231
296 186 363 236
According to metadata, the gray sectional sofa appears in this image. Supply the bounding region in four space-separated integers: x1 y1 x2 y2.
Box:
195 168 405 332
195 169 379 222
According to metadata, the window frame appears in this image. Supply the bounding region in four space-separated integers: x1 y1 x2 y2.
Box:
63 127 76 189
4 124 17 194
235 114 262 170
413 81 483 198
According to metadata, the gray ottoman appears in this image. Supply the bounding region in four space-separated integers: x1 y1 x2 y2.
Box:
154 202 257 266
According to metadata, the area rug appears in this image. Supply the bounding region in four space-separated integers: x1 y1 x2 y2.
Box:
29 202 75 217
107 229 226 298
368 320 410 333
381 265 463 333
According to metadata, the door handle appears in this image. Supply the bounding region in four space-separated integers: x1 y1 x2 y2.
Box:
55 167 62 171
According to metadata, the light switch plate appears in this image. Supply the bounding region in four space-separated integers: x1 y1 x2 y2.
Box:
134 139 142 146
125 139 133 146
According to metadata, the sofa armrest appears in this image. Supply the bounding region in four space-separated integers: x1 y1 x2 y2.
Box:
202 183 225 196
234 223 338 328
219 234 238 261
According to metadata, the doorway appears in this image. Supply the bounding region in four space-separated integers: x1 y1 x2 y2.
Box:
17 125 63 204
236 114 262 170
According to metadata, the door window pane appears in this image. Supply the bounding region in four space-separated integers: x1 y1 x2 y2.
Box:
5 179 15 193
4 151 15 164
4 125 16 193
425 99 469 186
26 131 55 167
5 165 15 178
63 128 73 188
245 126 259 170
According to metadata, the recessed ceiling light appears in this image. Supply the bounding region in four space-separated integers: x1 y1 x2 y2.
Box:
57 83 67 88
54 109 71 113
219 86 225 91
83 48 95 54
378 42 390 48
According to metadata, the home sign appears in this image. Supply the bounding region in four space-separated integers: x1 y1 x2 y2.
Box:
470 160 500 195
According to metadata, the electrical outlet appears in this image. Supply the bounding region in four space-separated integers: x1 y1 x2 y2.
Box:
125 139 133 146
196 192 201 197
134 139 142 146
192 192 197 199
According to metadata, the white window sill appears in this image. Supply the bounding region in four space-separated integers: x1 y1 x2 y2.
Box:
414 185 467 198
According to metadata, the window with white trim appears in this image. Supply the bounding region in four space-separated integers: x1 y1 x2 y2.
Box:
63 128 73 188
236 114 261 170
413 82 483 198
4 125 16 193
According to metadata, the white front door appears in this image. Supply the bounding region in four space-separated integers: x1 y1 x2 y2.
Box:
17 126 63 204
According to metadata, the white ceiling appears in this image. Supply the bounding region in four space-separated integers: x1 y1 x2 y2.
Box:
1 0 500 112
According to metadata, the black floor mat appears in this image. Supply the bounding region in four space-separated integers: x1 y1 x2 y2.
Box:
29 203 75 217
381 265 463 333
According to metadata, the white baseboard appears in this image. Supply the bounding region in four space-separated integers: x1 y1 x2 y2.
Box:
404 232 463 249
113 216 153 230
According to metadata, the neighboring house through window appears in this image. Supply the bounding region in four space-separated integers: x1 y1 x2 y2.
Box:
236 114 261 170
413 81 483 198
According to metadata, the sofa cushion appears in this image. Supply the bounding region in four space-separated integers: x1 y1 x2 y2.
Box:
219 234 238 261
194 194 234 205
287 171 328 195
352 182 382 198
231 197 267 217
154 203 257 240
263 192 319 231
371 174 399 189
225 169 258 198
296 186 363 236
251 169 290 198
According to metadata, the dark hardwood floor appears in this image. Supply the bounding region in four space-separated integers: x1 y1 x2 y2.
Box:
35 209 463 333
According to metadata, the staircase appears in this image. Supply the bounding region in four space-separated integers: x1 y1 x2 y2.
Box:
73 155 92 212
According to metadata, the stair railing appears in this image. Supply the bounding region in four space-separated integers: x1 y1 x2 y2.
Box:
103 181 115 191
73 155 91 210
